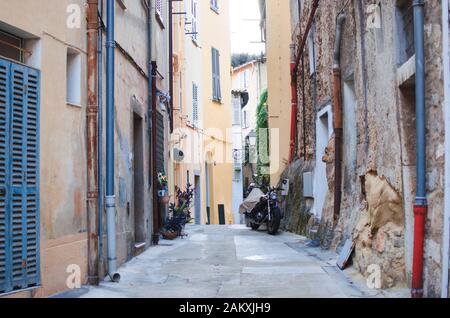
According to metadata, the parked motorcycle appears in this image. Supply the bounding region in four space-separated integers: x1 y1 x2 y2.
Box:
240 184 282 235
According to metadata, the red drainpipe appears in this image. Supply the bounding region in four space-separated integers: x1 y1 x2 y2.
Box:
86 0 99 285
412 205 427 297
289 45 298 162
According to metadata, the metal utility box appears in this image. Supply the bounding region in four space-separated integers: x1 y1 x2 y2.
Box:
303 172 314 198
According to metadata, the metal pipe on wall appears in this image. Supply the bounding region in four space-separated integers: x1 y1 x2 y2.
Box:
98 0 104 275
105 0 120 283
169 0 174 133
411 0 427 298
151 61 159 245
441 0 450 299
86 0 100 285
289 44 298 162
332 13 346 225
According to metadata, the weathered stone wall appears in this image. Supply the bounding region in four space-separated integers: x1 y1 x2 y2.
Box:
285 0 446 296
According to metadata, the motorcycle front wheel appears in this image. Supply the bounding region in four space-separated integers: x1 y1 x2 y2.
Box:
268 207 281 235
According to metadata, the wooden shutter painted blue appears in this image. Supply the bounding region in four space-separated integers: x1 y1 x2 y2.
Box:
0 58 11 293
192 83 198 126
24 67 40 287
0 59 40 294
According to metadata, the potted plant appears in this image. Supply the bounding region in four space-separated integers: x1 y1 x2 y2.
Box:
157 171 170 204
160 183 194 239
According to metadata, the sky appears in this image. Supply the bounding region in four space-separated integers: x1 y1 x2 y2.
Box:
230 0 266 55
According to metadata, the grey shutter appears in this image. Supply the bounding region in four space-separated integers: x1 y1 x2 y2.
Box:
216 50 221 100
156 112 165 173
211 48 217 100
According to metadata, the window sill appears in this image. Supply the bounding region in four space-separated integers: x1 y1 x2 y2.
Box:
156 13 165 29
192 38 201 48
66 102 83 109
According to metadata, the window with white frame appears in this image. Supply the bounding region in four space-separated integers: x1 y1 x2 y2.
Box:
66 48 81 105
242 110 248 128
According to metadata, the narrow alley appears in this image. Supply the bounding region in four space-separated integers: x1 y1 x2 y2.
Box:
1 0 450 303
61 225 407 298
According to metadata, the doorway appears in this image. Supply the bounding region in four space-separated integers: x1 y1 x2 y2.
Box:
314 106 333 219
133 113 145 244
205 161 211 224
194 175 201 225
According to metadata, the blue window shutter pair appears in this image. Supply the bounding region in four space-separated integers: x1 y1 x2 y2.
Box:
0 58 40 294
211 48 221 102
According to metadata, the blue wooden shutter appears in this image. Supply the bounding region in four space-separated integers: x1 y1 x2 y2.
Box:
192 83 198 126
0 59 11 293
0 58 40 294
216 50 221 100
211 48 216 100
211 48 221 101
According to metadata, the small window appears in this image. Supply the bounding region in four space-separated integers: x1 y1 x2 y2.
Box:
241 70 249 89
243 110 248 128
156 0 164 25
307 24 316 75
192 83 199 127
0 30 23 63
211 47 221 102
210 0 219 12
395 0 414 65
66 48 81 105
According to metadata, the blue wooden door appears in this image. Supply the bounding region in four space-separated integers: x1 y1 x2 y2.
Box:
0 58 40 294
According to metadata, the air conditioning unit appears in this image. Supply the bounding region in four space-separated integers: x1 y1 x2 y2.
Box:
173 148 185 162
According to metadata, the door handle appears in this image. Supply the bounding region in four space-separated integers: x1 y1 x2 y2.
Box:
0 186 6 196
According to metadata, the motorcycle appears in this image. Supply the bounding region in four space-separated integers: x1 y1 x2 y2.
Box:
239 183 282 235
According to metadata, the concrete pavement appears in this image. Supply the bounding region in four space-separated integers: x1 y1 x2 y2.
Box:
68 225 409 298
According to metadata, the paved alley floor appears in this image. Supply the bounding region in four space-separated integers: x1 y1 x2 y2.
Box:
73 225 409 298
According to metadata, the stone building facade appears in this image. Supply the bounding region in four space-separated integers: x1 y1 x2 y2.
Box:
284 0 449 297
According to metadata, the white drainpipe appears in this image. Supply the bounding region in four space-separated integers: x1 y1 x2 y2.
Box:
441 0 450 299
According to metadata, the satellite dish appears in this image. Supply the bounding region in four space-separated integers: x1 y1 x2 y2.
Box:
173 148 185 162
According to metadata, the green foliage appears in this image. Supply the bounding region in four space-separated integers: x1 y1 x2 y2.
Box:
256 89 270 184
231 53 258 68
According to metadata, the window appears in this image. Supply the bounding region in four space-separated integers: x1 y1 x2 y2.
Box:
66 48 81 105
395 0 414 65
241 70 249 89
232 98 241 125
192 83 199 126
210 0 219 12
307 23 316 75
211 47 221 102
243 110 248 128
156 0 164 25
0 30 23 63
191 0 198 41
